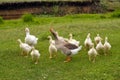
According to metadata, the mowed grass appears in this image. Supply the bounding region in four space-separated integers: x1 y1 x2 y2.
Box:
0 14 120 80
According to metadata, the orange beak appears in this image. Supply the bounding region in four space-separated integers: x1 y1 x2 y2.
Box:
50 27 58 39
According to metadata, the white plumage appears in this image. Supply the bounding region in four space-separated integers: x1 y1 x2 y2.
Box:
25 28 38 47
17 39 32 56
48 36 57 59
88 43 98 62
30 47 40 64
103 37 111 55
96 39 104 54
70 46 82 56
84 33 93 49
94 34 102 44
67 33 80 46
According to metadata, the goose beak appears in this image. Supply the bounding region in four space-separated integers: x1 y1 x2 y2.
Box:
50 28 58 40
50 27 54 33
50 28 56 35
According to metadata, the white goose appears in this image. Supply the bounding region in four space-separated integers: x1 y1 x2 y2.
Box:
103 37 111 55
84 33 93 50
25 28 38 47
50 28 82 62
67 33 80 46
17 39 32 56
94 34 102 44
30 47 40 64
96 38 104 54
88 43 98 63
48 36 57 59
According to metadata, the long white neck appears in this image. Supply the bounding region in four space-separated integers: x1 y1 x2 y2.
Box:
26 31 30 36
48 37 53 43
18 40 22 44
49 37 52 41
69 36 72 40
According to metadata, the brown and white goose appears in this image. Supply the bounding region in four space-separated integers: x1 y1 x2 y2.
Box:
50 28 82 62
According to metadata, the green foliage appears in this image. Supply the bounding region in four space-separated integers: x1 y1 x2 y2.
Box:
0 16 4 24
22 13 34 22
53 5 59 15
100 0 120 10
111 10 120 18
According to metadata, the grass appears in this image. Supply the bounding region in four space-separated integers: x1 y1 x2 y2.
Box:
0 14 120 80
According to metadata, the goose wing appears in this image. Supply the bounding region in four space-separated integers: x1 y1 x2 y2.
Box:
64 43 78 50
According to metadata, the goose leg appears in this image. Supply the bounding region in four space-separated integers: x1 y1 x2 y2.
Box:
35 58 39 64
49 53 53 59
25 52 29 57
92 57 95 63
89 56 91 62
54 52 57 58
64 56 71 62
21 50 24 56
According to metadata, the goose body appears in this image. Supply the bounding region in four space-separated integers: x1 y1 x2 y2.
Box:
50 28 82 62
25 28 38 47
17 39 32 56
48 36 57 59
103 37 111 55
88 43 98 62
94 34 102 44
30 47 40 64
84 33 93 49
96 39 104 54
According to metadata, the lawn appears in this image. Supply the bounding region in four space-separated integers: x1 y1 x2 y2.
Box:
0 14 120 80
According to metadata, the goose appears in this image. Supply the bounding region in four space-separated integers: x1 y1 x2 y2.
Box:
30 47 40 64
96 39 104 54
103 37 111 55
48 36 55 44
25 28 38 47
50 28 82 62
94 34 102 44
48 36 57 59
88 43 98 63
67 33 80 46
17 39 32 56
84 33 93 50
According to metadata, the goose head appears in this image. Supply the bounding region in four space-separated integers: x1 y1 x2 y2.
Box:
50 28 58 40
97 34 99 37
48 36 52 39
69 33 73 39
105 37 108 41
31 46 35 51
25 28 30 33
69 33 72 37
87 33 90 38
17 39 22 43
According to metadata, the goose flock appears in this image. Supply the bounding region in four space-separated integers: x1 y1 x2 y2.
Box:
17 27 111 64
18 28 40 64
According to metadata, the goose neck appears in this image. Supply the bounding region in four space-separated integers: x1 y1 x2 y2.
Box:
26 32 30 36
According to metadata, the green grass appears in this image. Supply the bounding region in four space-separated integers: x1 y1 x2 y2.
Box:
0 14 120 80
